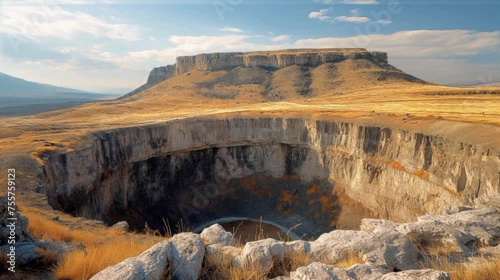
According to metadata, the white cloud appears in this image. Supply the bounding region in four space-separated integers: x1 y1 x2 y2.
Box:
122 34 285 71
272 34 290 42
377 19 392 25
335 15 370 22
309 9 333 22
0 3 140 41
310 7 372 23
294 30 500 58
218 27 244 33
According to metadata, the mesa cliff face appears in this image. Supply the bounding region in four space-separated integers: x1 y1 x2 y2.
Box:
41 117 500 238
124 49 404 98
174 49 388 75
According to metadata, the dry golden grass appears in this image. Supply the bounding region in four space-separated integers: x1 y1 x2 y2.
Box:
333 251 365 268
458 258 500 280
201 252 266 280
416 241 460 256
0 67 499 156
20 205 165 280
55 237 162 280
417 241 500 280
201 249 364 280
423 254 500 280
23 207 101 244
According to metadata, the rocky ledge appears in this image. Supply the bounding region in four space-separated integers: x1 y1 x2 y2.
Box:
91 195 500 280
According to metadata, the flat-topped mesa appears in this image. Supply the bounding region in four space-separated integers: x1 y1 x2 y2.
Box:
123 48 391 98
174 49 388 75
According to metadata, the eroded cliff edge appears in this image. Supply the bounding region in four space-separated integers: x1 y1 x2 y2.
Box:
40 117 500 238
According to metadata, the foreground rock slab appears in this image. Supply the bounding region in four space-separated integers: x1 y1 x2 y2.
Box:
91 201 500 280
90 240 171 280
200 223 235 246
170 233 205 280
381 269 450 280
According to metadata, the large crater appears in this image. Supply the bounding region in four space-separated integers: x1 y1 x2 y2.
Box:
40 117 500 239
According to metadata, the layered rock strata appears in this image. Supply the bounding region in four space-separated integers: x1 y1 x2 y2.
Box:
41 117 500 238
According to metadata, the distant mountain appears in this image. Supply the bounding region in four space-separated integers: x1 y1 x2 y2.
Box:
0 72 118 116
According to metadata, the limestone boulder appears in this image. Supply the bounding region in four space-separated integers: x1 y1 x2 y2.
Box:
290 262 351 280
360 219 399 233
239 239 310 271
200 223 234 245
308 230 373 263
381 269 450 280
365 228 419 270
90 240 171 280
397 207 500 250
344 263 389 280
170 233 205 280
308 228 418 271
112 221 130 231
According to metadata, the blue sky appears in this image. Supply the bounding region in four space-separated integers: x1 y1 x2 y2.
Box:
0 0 498 93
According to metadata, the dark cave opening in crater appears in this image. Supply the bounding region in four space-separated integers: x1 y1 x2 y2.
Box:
45 143 352 240
104 144 341 240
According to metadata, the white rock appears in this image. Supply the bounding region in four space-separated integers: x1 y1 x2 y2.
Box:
112 221 130 231
360 219 399 232
381 269 450 280
365 228 419 270
309 230 374 263
345 263 389 280
308 228 418 271
397 207 500 250
90 240 171 280
200 224 234 245
290 262 352 280
169 233 205 280
239 238 310 271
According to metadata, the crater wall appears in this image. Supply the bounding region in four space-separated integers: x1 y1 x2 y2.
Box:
41 117 500 238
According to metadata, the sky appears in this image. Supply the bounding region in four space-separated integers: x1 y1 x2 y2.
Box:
0 0 499 94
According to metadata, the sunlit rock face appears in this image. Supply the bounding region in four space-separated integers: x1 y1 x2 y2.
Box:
174 50 388 75
41 117 500 238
